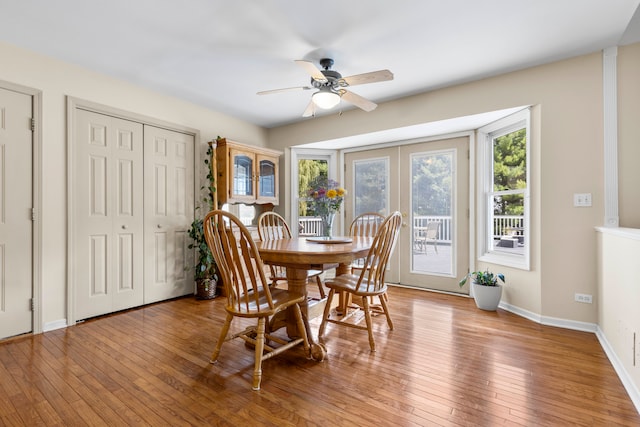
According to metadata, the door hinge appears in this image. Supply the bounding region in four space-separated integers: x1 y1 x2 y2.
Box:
30 118 35 132
31 208 36 221
30 298 34 311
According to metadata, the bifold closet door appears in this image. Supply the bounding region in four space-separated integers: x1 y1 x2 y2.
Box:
74 110 145 320
0 87 34 338
143 125 194 304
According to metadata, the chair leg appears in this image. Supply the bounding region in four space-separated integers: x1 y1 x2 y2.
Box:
210 312 233 363
379 293 394 330
315 276 326 299
293 303 311 356
252 317 266 391
434 240 438 254
318 288 335 337
361 296 376 352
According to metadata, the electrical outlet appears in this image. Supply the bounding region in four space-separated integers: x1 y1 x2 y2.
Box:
574 293 593 303
573 193 592 207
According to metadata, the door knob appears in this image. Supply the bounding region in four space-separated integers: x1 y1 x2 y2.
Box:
121 225 128 230
157 224 162 229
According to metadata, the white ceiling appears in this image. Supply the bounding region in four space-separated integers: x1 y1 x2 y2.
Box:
1 0 639 130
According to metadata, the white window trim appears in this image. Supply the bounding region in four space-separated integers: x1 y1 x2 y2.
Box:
289 148 339 236
477 108 531 270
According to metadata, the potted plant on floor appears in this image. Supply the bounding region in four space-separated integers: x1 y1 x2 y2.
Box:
188 215 218 299
459 269 506 311
187 138 219 299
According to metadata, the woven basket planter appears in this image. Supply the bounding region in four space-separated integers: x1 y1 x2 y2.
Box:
195 278 217 300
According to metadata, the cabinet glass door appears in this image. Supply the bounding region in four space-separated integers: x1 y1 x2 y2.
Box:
233 154 253 197
258 159 276 198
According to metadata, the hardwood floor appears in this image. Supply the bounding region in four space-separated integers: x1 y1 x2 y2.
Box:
1 286 638 426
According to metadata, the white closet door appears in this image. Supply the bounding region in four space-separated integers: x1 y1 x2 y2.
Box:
74 110 144 320
0 87 33 338
143 126 194 303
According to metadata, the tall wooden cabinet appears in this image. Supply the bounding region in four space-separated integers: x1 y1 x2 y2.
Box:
215 138 282 206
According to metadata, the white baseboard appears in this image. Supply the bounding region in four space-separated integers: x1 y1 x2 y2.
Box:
596 326 640 414
500 301 638 414
43 319 68 332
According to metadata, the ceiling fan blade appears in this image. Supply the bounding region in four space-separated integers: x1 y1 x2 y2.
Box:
302 100 315 117
257 86 312 95
295 60 328 83
340 69 394 87
340 90 378 112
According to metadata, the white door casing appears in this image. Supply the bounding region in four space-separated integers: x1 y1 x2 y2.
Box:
143 126 194 304
0 87 33 338
74 109 145 320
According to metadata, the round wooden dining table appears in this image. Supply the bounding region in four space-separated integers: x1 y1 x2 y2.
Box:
257 236 373 360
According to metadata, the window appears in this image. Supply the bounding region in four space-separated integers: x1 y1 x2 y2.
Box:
290 148 338 236
352 158 389 217
478 108 530 269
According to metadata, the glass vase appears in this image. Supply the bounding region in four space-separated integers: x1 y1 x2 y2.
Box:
321 212 336 238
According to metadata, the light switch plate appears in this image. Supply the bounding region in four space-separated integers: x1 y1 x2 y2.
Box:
573 193 592 207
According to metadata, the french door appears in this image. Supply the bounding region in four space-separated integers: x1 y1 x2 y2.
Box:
344 136 469 293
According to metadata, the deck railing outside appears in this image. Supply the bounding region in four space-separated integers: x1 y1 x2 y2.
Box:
298 214 524 242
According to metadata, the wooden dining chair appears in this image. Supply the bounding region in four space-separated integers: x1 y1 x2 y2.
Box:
319 211 402 352
257 211 327 299
349 212 386 271
203 210 310 391
348 212 387 308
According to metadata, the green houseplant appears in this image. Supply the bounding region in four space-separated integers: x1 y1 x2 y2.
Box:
459 270 506 311
187 139 218 299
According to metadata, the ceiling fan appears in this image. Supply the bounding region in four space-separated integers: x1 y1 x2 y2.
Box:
257 58 393 117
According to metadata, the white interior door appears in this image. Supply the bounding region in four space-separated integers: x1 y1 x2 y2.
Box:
0 87 33 338
74 109 145 320
143 126 194 304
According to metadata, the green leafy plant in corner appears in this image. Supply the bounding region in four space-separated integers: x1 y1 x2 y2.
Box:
186 138 220 290
459 270 505 288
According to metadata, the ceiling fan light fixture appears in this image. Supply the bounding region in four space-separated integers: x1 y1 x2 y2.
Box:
312 88 340 109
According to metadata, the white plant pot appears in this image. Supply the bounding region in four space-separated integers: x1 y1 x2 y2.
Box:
472 282 503 311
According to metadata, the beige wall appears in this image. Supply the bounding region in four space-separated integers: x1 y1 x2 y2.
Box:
268 49 624 324
0 41 266 327
618 43 640 228
2 36 638 330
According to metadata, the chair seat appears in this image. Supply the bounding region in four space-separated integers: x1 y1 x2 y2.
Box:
325 273 388 297
227 287 306 318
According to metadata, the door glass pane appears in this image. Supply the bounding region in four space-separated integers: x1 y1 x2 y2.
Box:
353 158 388 217
411 151 453 275
233 155 253 196
259 159 275 197
298 159 328 236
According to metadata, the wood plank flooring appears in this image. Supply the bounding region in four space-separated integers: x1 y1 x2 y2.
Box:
1 286 638 426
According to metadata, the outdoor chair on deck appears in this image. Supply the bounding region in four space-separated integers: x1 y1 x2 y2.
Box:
319 211 402 352
257 211 327 299
414 221 440 254
203 210 310 391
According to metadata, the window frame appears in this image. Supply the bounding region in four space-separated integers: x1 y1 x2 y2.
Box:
290 148 339 236
477 108 531 270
